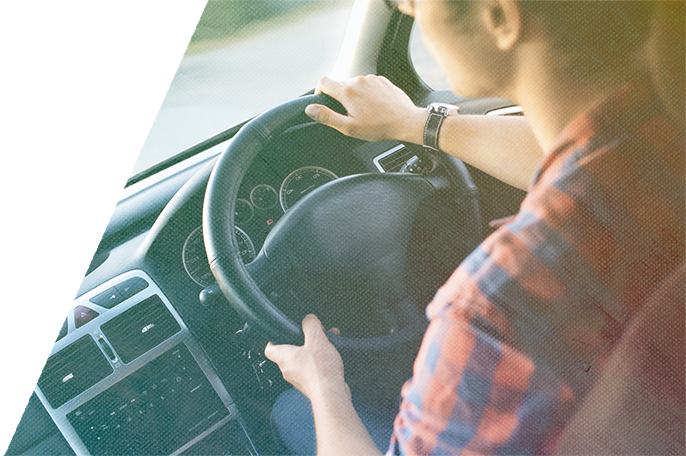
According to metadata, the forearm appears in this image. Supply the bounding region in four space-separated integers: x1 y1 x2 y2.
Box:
396 108 542 191
309 76 542 190
311 388 383 456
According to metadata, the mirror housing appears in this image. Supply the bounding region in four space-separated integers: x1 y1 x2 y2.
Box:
2 22 71 106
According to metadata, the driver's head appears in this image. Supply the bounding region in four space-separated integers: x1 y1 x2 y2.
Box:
395 0 655 99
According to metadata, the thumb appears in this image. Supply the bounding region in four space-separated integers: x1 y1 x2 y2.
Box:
305 104 350 131
264 342 295 366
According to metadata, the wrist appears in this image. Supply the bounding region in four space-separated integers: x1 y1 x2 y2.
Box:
393 106 428 144
309 380 350 408
423 103 460 151
316 378 349 397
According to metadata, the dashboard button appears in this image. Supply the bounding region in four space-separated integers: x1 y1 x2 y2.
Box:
75 306 100 328
19 332 50 361
43 315 67 344
115 277 148 300
89 287 124 309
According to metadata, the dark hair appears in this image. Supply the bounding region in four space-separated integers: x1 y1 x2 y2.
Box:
443 0 654 64
520 1 655 61
446 0 472 20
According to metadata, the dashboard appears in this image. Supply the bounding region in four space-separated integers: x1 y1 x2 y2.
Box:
183 164 342 287
179 123 431 291
34 270 254 455
7 120 451 456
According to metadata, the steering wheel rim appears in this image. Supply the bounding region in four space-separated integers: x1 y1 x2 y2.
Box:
203 94 481 350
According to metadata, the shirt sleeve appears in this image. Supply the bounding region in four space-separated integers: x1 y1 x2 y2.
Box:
388 77 684 455
388 152 619 455
388 286 575 455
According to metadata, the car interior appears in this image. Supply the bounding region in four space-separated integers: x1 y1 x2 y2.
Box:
6 0 680 455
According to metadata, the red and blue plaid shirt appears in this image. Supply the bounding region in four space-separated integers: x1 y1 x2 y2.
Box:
389 75 685 455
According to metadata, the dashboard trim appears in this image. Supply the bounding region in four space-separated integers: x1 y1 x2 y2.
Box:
35 270 242 456
372 143 406 172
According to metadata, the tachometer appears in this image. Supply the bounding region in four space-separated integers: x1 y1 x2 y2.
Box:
182 225 256 287
280 166 338 212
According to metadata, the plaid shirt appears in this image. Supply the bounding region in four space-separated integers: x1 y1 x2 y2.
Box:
389 75 685 455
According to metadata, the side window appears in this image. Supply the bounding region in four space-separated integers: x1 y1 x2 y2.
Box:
2 0 353 232
409 24 450 91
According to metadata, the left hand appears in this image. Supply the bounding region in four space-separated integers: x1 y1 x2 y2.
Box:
305 75 426 143
265 314 349 402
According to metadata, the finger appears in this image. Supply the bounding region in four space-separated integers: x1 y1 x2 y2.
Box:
314 76 343 97
313 77 324 94
327 328 341 336
302 314 327 343
305 104 351 131
264 341 296 365
263 342 279 362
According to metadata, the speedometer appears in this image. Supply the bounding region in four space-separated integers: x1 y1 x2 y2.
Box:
182 225 256 287
280 166 338 212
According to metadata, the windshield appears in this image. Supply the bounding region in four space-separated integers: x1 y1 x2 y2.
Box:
3 0 353 232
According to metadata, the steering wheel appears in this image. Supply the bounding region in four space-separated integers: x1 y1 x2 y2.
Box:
203 94 482 351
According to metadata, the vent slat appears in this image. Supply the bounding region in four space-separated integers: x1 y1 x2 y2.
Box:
111 321 180 355
379 148 414 172
39 347 106 391
38 335 113 408
99 305 167 334
101 295 181 364
40 342 101 377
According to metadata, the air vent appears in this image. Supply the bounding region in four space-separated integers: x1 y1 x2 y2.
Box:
374 144 416 173
101 295 181 364
37 335 113 408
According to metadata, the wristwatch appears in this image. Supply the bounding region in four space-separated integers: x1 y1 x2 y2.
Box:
423 102 460 151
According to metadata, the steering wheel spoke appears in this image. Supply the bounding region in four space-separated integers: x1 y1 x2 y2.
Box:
378 294 427 333
244 249 290 291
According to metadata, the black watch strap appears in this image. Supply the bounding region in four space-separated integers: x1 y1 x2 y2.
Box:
423 103 458 151
423 111 445 151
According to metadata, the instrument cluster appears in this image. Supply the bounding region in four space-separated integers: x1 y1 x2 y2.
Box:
182 166 338 287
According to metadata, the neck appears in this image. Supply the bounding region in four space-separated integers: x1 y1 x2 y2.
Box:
510 44 643 152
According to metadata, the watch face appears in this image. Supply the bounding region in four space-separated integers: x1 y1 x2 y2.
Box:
428 103 460 116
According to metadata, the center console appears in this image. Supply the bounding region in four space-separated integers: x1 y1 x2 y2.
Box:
34 270 257 455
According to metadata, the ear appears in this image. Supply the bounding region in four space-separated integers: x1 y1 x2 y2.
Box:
397 0 415 17
482 0 522 51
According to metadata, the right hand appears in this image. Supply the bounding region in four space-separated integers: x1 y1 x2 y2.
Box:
305 75 427 143
264 314 348 402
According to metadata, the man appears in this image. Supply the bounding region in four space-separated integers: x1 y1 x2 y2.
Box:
265 1 684 454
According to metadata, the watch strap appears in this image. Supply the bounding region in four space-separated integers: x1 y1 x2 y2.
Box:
423 111 445 151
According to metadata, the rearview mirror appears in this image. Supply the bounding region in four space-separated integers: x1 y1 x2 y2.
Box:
2 22 71 106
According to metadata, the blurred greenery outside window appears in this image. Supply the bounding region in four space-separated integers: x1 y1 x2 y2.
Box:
3 0 353 232
3 0 346 72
